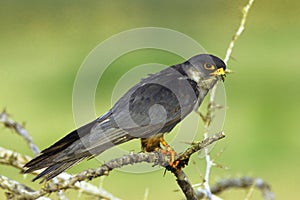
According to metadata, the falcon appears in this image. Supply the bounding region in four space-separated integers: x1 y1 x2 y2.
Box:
24 54 226 181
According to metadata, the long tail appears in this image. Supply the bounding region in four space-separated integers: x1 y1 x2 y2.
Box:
24 118 131 182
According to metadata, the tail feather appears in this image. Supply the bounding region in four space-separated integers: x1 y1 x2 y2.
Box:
32 159 84 182
25 119 97 170
23 117 131 182
24 119 98 181
39 119 97 156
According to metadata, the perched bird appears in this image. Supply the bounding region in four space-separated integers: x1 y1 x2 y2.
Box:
24 54 226 182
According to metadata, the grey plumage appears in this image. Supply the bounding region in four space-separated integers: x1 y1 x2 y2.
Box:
24 54 226 182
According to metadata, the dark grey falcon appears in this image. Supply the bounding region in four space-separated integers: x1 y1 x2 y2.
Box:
24 54 226 182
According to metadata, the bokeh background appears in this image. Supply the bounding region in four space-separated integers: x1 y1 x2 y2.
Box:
1 0 300 199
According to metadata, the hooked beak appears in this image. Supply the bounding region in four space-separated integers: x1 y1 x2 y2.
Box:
210 68 226 81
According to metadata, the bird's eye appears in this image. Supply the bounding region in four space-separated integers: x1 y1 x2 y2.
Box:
203 63 215 70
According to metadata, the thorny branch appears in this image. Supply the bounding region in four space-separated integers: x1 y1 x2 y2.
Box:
224 0 255 65
0 110 69 200
0 131 225 199
0 111 120 200
34 132 226 199
174 170 198 200
1 140 275 200
195 177 275 200
0 147 120 200
0 175 51 200
0 109 40 155
198 0 256 199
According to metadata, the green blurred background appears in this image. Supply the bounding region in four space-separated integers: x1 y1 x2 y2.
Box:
1 0 300 199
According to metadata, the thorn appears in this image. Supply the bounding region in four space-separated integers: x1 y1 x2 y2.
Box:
180 141 195 145
163 168 167 177
214 163 229 170
211 147 227 162
195 110 207 123
229 55 237 62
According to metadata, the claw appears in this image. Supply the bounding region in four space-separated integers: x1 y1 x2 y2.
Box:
159 137 181 171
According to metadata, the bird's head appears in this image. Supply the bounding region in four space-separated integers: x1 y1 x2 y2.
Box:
183 54 226 89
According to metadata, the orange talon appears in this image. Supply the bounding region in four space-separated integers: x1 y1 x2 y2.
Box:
159 137 180 171
141 136 182 171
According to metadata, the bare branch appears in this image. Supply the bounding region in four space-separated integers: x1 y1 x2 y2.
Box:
1 132 273 200
195 1 256 198
177 132 225 161
224 0 255 65
143 188 149 200
0 110 71 199
0 147 120 200
0 109 40 155
199 69 223 199
24 132 225 198
195 177 275 200
0 175 50 200
174 170 197 200
0 147 32 169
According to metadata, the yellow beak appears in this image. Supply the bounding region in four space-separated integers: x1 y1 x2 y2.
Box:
210 68 226 81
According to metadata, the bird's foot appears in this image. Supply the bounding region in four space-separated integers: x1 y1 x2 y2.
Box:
159 137 181 172
159 147 179 168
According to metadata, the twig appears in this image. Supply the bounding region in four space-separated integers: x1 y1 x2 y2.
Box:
0 109 40 155
69 132 225 183
52 177 69 200
174 170 197 200
177 132 225 161
0 175 50 200
0 147 32 169
195 177 275 200
0 147 120 200
224 0 255 65
202 87 218 199
0 110 115 199
198 0 256 198
143 188 149 200
0 111 67 199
